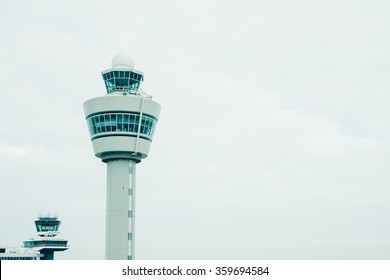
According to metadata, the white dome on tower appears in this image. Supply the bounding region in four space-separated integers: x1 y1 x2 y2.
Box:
111 51 135 68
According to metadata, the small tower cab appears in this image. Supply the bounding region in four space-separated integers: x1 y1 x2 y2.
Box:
102 51 145 95
23 216 69 260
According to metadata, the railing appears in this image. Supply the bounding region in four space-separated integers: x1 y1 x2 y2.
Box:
109 88 152 100
24 241 68 247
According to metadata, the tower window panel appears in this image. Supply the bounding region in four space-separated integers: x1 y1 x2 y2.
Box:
124 72 129 78
145 123 150 134
110 114 116 124
114 71 120 78
123 114 129 131
109 79 115 90
141 123 146 135
105 79 116 92
105 115 111 132
129 79 140 90
141 117 149 135
117 114 123 131
149 121 154 137
115 78 130 89
120 71 125 78
111 114 116 131
87 119 92 136
94 116 100 124
129 78 134 85
151 121 156 137
94 116 99 125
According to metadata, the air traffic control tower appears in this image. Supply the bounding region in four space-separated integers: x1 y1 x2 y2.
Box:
83 51 161 260
23 216 69 260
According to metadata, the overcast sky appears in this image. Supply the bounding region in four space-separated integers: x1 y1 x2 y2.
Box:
1 0 390 260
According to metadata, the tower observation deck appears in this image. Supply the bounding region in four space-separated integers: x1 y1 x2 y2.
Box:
83 51 161 260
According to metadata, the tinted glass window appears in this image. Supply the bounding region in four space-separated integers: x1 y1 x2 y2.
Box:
87 113 156 138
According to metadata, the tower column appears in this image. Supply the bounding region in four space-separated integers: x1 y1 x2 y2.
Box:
106 159 136 260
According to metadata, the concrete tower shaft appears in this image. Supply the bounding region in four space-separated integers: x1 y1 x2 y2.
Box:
83 52 161 260
105 159 136 260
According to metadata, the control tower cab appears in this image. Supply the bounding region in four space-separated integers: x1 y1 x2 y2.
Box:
84 51 160 163
23 216 69 260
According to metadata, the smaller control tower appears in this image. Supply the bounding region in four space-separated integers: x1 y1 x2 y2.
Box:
23 216 69 260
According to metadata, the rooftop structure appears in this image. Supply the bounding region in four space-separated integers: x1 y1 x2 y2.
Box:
0 247 42 260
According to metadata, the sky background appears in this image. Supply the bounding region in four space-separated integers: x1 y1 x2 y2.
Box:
1 0 390 260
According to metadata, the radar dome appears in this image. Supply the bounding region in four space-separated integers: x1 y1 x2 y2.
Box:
112 51 135 68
